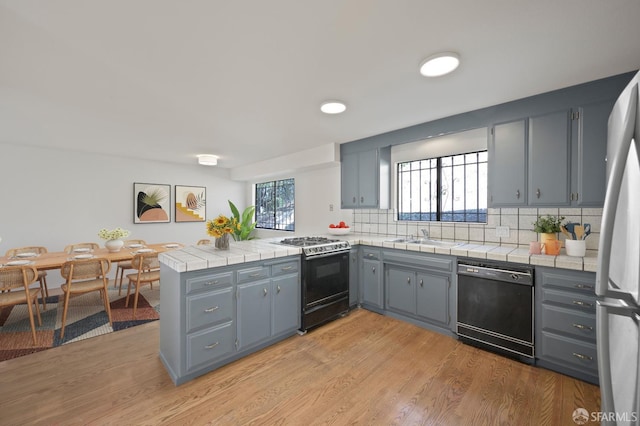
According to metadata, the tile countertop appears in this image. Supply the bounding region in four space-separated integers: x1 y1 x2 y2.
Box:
159 234 597 273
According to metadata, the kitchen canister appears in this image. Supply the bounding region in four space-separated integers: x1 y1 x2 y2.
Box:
565 239 586 257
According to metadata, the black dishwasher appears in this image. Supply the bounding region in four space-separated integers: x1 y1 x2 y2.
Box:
457 258 534 362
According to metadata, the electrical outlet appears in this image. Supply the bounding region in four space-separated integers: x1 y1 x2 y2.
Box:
329 204 334 211
496 226 510 238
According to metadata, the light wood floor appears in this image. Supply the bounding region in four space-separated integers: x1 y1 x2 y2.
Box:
0 309 600 425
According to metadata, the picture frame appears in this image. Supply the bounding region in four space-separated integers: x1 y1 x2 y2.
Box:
175 185 206 222
133 183 171 223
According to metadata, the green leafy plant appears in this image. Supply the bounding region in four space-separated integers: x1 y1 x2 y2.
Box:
532 215 565 233
228 200 256 241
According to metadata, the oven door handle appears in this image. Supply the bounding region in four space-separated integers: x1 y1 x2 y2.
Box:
305 251 349 260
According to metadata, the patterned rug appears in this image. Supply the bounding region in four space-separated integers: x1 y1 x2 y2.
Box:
0 285 160 362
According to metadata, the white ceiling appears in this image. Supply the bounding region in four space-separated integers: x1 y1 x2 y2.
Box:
2 0 639 169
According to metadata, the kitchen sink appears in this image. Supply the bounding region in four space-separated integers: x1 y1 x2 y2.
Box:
386 237 463 248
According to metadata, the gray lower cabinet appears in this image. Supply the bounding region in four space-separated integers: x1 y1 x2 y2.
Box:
383 249 454 333
349 247 359 307
159 256 300 385
535 266 598 384
360 247 383 310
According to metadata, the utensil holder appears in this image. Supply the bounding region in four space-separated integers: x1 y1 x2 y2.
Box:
565 239 586 257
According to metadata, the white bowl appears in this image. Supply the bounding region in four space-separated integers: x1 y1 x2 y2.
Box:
328 227 351 235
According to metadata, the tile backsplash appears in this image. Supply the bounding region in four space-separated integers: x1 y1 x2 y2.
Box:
351 207 601 256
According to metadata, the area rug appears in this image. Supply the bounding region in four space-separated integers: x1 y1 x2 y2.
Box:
0 285 160 362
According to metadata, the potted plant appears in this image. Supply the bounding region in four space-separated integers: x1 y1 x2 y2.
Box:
228 200 256 241
532 215 565 246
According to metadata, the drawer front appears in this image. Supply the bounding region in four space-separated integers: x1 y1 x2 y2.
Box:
186 322 234 371
541 288 596 313
237 266 270 283
186 287 233 333
541 303 596 342
539 331 598 373
186 271 233 294
271 260 299 277
539 269 596 293
361 248 380 261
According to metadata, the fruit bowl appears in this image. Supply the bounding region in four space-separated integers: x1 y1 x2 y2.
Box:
328 227 351 235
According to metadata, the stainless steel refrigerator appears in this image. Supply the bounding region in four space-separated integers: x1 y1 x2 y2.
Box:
596 70 640 426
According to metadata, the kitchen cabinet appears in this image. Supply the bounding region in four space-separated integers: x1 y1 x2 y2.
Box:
341 147 391 209
383 250 454 332
360 247 383 311
349 247 359 308
489 119 527 206
159 256 300 385
535 267 598 384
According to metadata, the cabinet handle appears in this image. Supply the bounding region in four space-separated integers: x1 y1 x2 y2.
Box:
367 254 375 258
372 267 376 274
570 193 575 201
352 196 356 203
204 280 219 286
572 323 593 331
572 352 593 361
516 189 520 199
419 279 424 287
277 285 281 293
263 288 268 296
574 283 594 290
536 188 541 198
360 196 364 203
281 266 293 271
407 277 411 285
204 306 219 313
205 341 220 349
572 300 593 308
250 272 263 277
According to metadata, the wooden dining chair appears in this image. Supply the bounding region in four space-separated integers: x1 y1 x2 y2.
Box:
5 246 49 307
63 242 100 254
197 239 212 245
115 239 147 295
0 265 42 345
125 252 160 318
59 257 112 340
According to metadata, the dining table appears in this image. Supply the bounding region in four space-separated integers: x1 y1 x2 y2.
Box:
0 242 184 271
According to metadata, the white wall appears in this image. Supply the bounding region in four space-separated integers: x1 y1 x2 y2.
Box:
0 142 245 255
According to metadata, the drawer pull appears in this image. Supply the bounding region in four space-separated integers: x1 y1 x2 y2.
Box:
572 352 593 361
407 277 411 284
572 323 593 331
205 341 220 349
204 280 219 286
277 285 281 293
281 266 293 271
264 288 268 296
250 272 263 277
204 306 219 313
572 300 593 308
420 279 424 287
574 284 594 290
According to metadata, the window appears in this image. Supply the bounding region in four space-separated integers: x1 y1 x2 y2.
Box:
397 151 487 223
255 178 295 231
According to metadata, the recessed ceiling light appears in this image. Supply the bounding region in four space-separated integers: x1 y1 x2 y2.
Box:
320 101 346 114
419 52 460 77
197 154 218 166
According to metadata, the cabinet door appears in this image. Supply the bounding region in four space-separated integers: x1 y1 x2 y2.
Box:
341 152 359 208
271 274 299 336
528 110 571 205
416 272 450 325
490 119 527 206
349 248 359 307
572 99 614 206
362 258 382 308
386 267 415 314
357 149 379 208
237 279 271 350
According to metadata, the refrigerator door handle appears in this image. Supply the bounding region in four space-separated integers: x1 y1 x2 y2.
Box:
596 83 638 297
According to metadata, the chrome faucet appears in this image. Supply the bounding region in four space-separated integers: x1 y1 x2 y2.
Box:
421 228 429 238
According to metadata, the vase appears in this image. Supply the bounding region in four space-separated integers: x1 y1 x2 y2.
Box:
215 233 230 250
105 239 124 253
539 232 557 253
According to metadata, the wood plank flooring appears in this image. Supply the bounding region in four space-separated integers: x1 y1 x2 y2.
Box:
0 309 600 425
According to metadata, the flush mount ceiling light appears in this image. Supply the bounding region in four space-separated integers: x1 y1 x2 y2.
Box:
197 154 218 166
419 52 460 77
320 101 347 114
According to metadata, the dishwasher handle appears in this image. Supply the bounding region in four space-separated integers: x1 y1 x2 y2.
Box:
457 263 533 285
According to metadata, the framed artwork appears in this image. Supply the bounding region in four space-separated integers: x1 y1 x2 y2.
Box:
133 183 171 223
175 185 206 222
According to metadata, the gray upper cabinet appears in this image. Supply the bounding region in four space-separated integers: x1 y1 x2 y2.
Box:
528 110 572 206
341 147 391 209
571 99 615 206
489 119 527 206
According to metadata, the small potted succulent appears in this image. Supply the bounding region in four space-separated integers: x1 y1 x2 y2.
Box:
532 215 565 247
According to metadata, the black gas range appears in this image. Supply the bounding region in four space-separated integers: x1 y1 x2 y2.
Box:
278 236 350 332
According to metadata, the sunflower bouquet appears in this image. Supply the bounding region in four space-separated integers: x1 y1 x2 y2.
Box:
206 215 238 238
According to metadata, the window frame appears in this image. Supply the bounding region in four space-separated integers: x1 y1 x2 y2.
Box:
254 177 295 231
